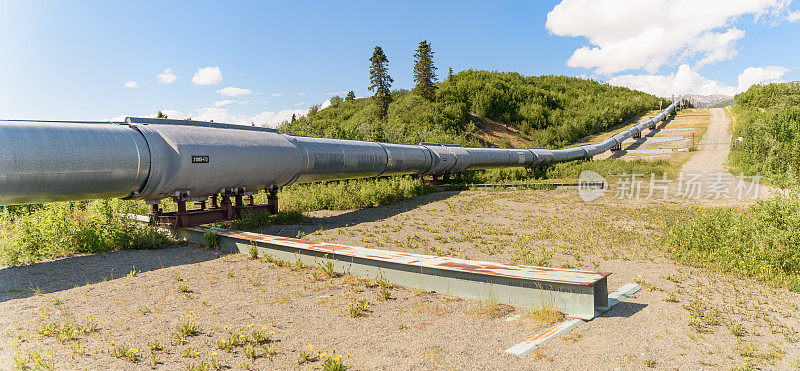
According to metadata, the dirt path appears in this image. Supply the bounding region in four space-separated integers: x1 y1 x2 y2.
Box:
680 108 782 200
680 108 731 174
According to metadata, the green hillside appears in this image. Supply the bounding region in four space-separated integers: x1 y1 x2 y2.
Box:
278 70 663 149
730 83 800 187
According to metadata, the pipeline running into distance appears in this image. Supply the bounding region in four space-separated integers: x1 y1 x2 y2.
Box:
0 98 684 205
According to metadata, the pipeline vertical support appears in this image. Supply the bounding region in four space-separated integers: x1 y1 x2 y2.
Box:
176 200 187 228
267 185 279 214
220 192 233 219
210 194 218 209
148 203 160 226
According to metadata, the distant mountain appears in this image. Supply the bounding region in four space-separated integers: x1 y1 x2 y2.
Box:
683 94 734 108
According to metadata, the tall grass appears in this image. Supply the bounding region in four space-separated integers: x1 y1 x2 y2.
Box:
666 192 800 290
0 199 170 266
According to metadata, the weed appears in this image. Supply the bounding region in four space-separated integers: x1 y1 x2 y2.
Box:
139 307 151 315
177 321 200 337
471 298 514 318
250 329 269 345
272 295 291 304
178 284 190 293
378 288 391 301
248 243 258 259
643 358 656 368
70 340 85 358
127 266 139 277
51 298 62 306
173 272 182 281
347 299 369 318
531 349 552 361
187 360 211 371
148 339 164 351
113 344 139 363
299 350 315 364
322 356 349 371
730 323 746 337
664 291 679 303
182 346 200 358
527 303 564 325
318 261 338 278
203 231 220 249
244 345 257 360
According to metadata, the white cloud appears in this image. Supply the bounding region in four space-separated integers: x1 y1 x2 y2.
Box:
191 107 306 127
327 91 347 95
294 102 305 107
192 66 223 85
104 109 183 122
737 65 789 91
157 68 177 84
789 10 800 21
216 87 252 96
213 100 237 107
124 81 138 88
298 92 306 96
109 107 306 127
686 28 745 68
609 64 790 97
319 100 332 110
271 93 284 96
609 64 736 97
546 0 794 74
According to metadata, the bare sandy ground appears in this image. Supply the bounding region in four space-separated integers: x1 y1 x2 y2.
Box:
1 108 798 370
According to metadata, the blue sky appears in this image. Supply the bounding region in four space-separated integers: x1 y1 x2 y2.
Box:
1 1 798 125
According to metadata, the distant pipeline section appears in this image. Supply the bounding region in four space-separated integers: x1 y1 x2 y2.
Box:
0 98 684 212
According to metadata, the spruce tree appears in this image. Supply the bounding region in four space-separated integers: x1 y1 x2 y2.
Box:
156 110 167 119
345 91 356 101
413 40 437 101
447 67 454 82
368 46 393 120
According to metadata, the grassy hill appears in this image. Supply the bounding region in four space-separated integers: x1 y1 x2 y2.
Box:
279 70 664 149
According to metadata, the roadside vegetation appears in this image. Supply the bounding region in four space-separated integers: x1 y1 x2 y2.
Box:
0 200 169 266
729 83 800 188
667 193 800 291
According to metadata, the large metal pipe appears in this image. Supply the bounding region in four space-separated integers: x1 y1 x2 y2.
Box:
0 99 683 205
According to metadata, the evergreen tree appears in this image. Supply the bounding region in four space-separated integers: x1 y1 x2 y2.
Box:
156 110 168 119
330 95 343 107
447 67 454 82
413 40 437 101
291 114 296 122
368 46 393 120
345 91 356 101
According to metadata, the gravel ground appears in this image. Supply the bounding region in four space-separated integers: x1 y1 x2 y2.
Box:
1 108 798 370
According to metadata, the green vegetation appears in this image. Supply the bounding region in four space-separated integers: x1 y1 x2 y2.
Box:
280 70 662 149
730 83 800 187
667 193 800 291
0 199 170 266
456 158 675 184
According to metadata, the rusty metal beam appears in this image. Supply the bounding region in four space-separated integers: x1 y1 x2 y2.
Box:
171 225 611 320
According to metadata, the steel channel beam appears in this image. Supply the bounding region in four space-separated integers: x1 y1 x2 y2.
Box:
172 225 610 320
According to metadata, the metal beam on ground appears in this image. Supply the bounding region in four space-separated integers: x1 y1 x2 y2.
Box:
170 225 611 320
